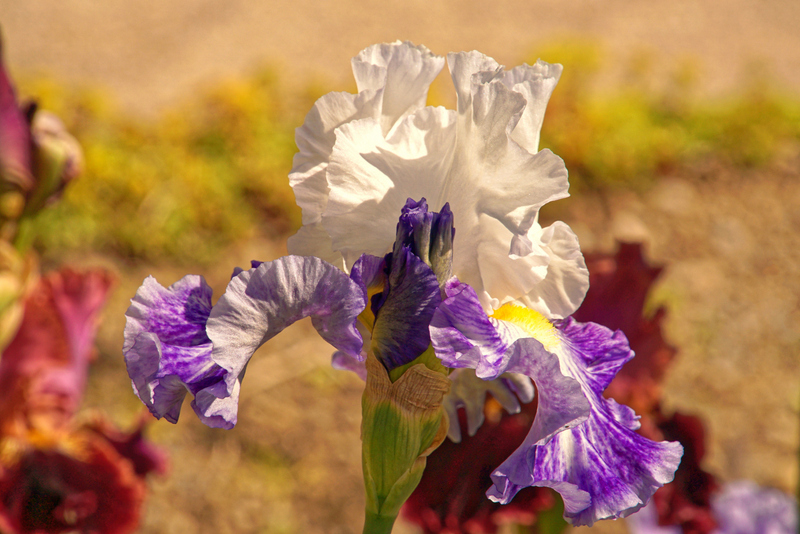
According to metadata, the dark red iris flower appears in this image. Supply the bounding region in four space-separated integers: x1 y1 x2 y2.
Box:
0 438 145 534
648 412 718 534
0 269 167 534
0 34 34 193
403 400 556 534
0 34 82 219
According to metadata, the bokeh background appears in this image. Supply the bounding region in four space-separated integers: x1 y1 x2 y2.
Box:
1 1 798 533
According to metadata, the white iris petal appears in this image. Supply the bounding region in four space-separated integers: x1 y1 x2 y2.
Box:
289 41 589 318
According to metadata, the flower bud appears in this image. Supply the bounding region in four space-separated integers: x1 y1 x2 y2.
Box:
393 198 454 290
24 111 83 215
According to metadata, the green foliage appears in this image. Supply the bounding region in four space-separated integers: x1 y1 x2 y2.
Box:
20 70 303 266
534 40 800 191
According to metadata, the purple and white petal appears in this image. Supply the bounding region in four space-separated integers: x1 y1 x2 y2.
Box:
123 275 233 428
207 256 366 399
430 277 590 463
431 279 682 525
712 481 798 534
495 318 684 526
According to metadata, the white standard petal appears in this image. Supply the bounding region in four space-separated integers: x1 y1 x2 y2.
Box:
287 222 346 271
323 107 457 265
291 41 444 226
352 41 445 136
295 43 585 317
291 90 382 224
502 60 563 154
517 221 589 319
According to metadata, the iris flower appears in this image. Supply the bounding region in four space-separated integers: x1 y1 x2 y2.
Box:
0 269 167 534
123 42 681 531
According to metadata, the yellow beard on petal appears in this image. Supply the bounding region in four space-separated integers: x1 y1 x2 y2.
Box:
490 303 561 352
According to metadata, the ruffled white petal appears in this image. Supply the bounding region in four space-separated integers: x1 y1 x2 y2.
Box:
502 60 563 154
287 222 345 271
352 41 445 136
291 90 381 224
517 221 589 319
324 108 456 265
291 42 586 316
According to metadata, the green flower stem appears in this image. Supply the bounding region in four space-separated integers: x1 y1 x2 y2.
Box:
361 352 450 534
363 510 398 534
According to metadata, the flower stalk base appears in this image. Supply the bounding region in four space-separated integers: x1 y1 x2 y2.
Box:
361 352 450 534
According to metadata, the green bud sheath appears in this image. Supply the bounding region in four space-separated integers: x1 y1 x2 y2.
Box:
361 352 450 534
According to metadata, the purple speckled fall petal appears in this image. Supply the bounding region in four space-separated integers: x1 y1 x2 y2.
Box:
123 275 232 428
430 279 683 525
501 318 684 526
430 278 590 480
207 256 366 401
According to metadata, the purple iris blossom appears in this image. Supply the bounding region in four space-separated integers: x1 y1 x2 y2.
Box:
711 481 798 534
124 256 367 429
628 481 797 534
429 278 684 526
124 199 681 528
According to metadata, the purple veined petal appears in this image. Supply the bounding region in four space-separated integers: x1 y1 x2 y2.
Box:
430 277 530 378
350 253 386 304
430 279 682 525
207 256 366 400
370 246 441 370
430 276 590 464
494 318 683 526
123 275 234 428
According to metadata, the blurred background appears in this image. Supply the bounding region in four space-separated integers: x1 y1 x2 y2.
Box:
0 0 798 533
